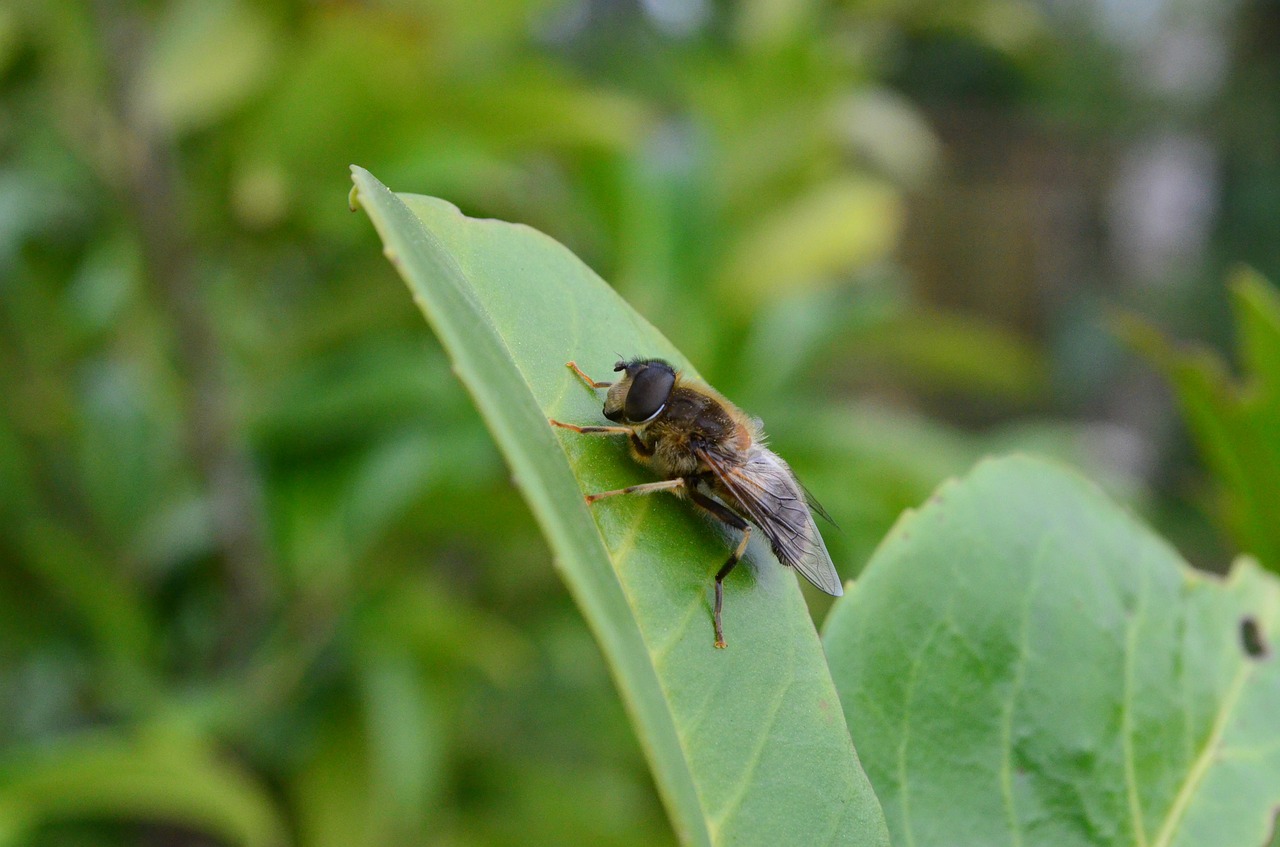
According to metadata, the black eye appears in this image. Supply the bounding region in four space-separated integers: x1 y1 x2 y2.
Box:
624 365 675 422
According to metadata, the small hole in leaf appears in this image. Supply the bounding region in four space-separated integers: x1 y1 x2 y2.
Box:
1240 616 1268 659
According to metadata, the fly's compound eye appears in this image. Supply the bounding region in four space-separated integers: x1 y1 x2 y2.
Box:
624 364 675 422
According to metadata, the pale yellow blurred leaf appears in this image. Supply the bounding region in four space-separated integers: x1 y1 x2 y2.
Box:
136 0 276 136
718 176 904 307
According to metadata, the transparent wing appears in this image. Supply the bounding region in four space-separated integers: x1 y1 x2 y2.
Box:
799 481 838 527
695 445 844 596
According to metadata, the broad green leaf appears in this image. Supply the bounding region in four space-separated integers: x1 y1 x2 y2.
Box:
0 726 285 847
350 166 888 847
825 455 1280 847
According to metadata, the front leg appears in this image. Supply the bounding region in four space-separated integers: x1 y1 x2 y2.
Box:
549 419 633 436
551 418 655 470
566 361 613 390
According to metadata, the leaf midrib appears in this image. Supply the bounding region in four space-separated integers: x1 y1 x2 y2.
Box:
997 530 1055 847
1150 658 1254 847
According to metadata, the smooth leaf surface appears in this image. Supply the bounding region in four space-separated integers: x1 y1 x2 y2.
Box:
350 166 888 847
825 455 1280 847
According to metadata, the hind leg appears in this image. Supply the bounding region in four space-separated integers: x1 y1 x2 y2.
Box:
689 489 751 649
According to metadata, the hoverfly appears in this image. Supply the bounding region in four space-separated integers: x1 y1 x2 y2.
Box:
549 358 843 648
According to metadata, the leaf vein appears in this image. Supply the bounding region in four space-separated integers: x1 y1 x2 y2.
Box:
1150 658 1254 847
898 615 950 847
1122 546 1152 847
999 530 1055 847
707 647 798 839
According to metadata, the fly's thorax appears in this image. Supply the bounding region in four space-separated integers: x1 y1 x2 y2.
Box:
642 418 703 478
642 387 754 479
662 386 740 441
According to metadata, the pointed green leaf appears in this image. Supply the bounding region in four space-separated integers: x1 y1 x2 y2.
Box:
825 455 1280 847
1230 267 1280 410
350 166 888 847
1119 295 1280 573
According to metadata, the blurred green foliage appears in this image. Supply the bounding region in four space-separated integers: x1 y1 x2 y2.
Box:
2 0 1278 844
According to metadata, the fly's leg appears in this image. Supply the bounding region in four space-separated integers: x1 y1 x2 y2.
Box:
583 477 685 505
552 361 622 442
550 417 679 504
711 527 751 649
566 361 613 389
549 418 652 462
548 419 666 504
548 419 632 436
689 488 751 649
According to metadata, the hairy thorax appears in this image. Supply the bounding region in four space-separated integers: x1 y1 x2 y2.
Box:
634 385 753 480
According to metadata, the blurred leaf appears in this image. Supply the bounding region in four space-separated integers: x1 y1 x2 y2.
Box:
831 88 941 187
718 176 904 309
0 725 286 847
253 335 458 455
825 455 1280 847
734 0 818 50
356 648 444 840
737 280 905 396
374 575 534 685
75 358 180 543
1233 267 1280 412
473 754 676 847
0 170 80 276
1120 270 1280 572
0 8 19 78
340 428 443 558
453 65 653 152
855 309 1048 401
237 9 647 237
137 0 277 136
351 166 890 847
19 516 153 679
293 714 377 847
65 235 139 335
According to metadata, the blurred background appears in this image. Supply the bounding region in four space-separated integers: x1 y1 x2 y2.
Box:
3 0 1279 844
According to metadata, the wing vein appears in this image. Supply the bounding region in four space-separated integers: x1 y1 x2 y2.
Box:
694 445 842 596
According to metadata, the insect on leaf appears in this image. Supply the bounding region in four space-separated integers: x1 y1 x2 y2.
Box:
350 166 888 847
